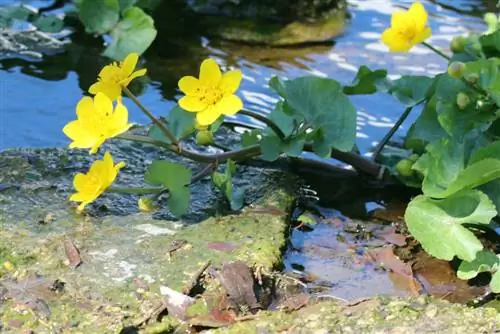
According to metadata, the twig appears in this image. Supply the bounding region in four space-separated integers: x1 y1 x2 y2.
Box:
422 42 451 61
133 300 168 327
182 260 212 296
118 133 262 163
122 86 179 146
371 106 413 162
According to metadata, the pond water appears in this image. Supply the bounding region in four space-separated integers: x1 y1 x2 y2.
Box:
0 0 494 154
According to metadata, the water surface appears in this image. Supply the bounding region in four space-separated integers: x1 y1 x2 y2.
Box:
0 0 491 153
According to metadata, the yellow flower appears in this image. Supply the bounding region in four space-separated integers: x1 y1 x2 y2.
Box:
178 58 243 126
63 93 132 154
381 2 432 52
70 151 125 212
89 53 147 100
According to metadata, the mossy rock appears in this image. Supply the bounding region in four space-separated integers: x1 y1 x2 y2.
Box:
0 142 297 333
211 297 499 333
200 8 346 46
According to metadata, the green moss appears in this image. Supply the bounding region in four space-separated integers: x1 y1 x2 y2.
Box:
201 9 346 45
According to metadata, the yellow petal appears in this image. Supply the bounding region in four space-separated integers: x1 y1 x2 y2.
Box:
89 81 122 100
178 76 201 95
76 201 89 212
216 95 243 116
196 107 222 126
391 11 409 28
112 101 129 128
408 2 428 31
220 70 242 94
63 121 99 149
199 59 222 84
381 28 412 52
94 93 113 115
76 96 95 119
413 27 432 45
73 173 87 191
89 138 105 154
179 96 207 112
129 68 147 80
121 53 139 76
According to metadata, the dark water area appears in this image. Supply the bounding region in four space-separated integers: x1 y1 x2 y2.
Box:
0 0 494 153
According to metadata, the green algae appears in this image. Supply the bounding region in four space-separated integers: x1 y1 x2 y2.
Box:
0 144 296 333
201 9 346 46
210 297 499 333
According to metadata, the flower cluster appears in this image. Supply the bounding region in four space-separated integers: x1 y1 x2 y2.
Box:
63 53 243 211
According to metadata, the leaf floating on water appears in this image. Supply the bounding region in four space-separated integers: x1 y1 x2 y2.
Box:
367 246 422 296
373 226 407 246
64 239 82 268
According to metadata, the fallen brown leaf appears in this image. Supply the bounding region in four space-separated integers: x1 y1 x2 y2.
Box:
63 239 82 268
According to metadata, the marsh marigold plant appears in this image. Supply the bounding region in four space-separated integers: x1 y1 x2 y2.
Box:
89 53 147 100
178 58 243 126
381 2 431 52
70 151 125 211
63 93 132 154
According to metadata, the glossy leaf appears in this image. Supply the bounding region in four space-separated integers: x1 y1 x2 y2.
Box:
269 76 356 155
457 250 499 280
343 66 388 95
404 96 447 153
148 105 195 143
260 134 305 161
241 130 261 147
79 0 120 34
385 75 433 106
145 161 191 216
405 190 496 262
104 7 157 60
491 270 500 293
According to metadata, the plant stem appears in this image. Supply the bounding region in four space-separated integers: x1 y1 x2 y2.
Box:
421 42 451 61
372 106 413 162
239 108 286 139
108 186 163 195
122 86 179 145
117 133 261 163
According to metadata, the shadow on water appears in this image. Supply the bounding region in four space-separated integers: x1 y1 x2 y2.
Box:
1 0 495 150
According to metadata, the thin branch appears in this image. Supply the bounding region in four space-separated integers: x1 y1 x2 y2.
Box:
422 42 451 61
371 106 413 162
117 133 261 163
122 86 179 145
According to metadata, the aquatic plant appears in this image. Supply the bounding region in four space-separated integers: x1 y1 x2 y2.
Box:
61 3 500 292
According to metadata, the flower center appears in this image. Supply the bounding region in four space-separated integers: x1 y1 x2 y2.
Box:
198 86 224 106
396 21 417 41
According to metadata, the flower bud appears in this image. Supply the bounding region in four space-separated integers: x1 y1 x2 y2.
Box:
484 13 499 33
409 154 419 163
450 36 466 53
447 61 466 79
196 130 214 146
395 159 414 177
465 73 479 85
456 92 471 110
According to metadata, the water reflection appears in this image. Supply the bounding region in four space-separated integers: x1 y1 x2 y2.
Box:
0 0 492 150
